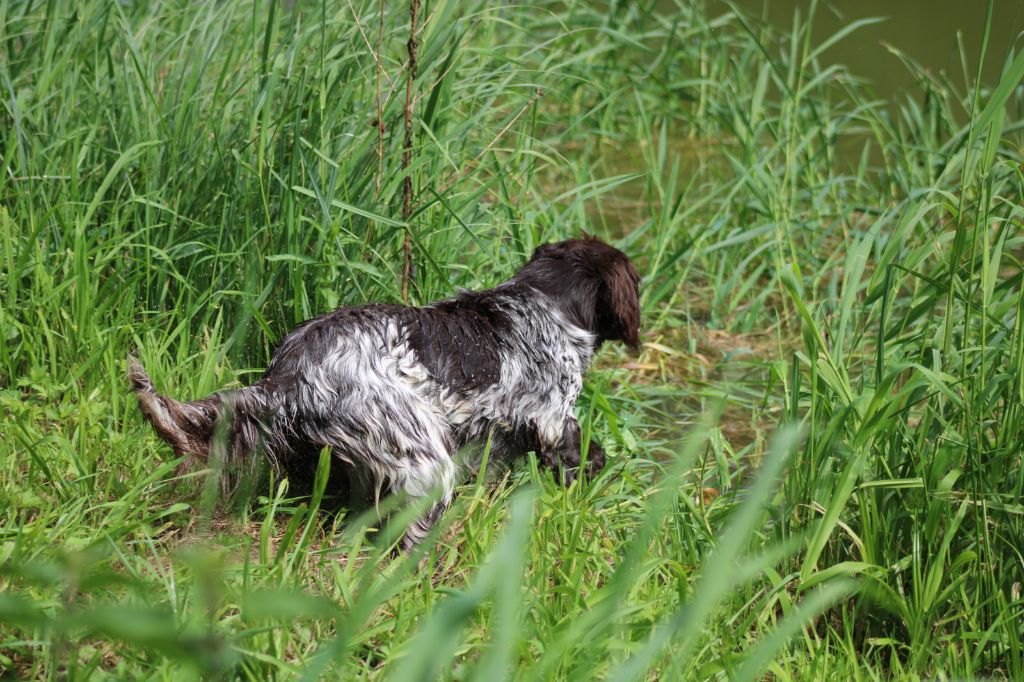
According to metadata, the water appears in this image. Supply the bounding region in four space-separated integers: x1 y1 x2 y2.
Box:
575 1 1024 236
727 0 1024 98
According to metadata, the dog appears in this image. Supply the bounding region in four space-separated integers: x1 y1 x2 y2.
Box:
129 237 640 550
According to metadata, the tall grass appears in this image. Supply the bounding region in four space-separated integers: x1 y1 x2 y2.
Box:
1 0 1022 678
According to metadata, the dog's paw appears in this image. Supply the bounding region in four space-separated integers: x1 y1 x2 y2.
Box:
584 440 606 478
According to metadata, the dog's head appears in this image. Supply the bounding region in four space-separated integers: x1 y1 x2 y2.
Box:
515 237 641 347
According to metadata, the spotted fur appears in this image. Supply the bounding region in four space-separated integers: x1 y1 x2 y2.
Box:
129 237 640 550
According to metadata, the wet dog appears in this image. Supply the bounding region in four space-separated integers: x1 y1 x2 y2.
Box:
129 237 640 549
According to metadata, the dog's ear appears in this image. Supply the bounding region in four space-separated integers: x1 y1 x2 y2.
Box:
517 237 640 347
596 256 641 348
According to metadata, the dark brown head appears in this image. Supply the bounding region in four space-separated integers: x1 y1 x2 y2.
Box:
513 237 641 347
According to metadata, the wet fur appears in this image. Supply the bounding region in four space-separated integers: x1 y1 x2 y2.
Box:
130 237 640 549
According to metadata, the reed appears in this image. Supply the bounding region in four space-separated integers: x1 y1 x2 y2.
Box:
1 0 1021 678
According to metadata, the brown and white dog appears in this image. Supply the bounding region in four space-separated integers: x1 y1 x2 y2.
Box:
130 237 640 549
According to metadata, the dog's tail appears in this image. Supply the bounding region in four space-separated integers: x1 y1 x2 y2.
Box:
127 357 224 460
128 358 282 485
128 357 281 494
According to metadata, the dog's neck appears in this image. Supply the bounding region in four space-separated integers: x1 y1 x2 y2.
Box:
507 282 598 366
549 303 598 368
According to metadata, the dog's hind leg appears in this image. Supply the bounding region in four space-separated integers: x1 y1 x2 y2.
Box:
313 413 457 551
393 453 457 552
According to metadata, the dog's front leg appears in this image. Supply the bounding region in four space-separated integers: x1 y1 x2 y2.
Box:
538 417 606 485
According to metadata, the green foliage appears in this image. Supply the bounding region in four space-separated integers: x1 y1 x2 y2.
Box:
1 0 1022 678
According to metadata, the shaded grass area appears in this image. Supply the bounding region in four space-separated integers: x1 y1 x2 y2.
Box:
1 0 1023 678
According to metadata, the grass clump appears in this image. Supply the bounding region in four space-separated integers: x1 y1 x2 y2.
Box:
1 0 1023 678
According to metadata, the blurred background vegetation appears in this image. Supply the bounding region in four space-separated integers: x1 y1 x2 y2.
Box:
1 0 1022 678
